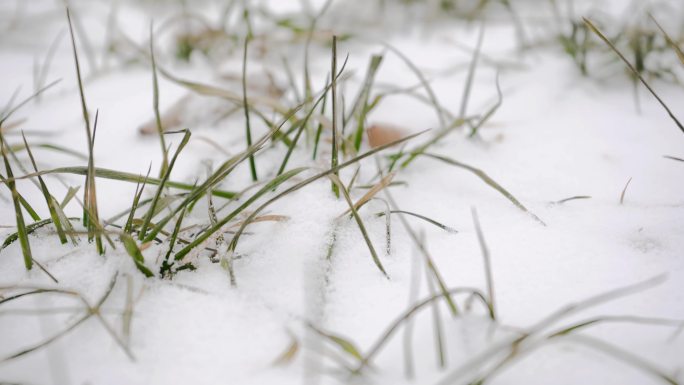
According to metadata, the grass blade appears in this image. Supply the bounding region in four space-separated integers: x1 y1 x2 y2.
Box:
584 18 684 135
0 172 41 221
340 172 394 218
21 132 67 244
141 108 301 243
138 130 191 240
308 323 364 362
160 206 187 277
11 166 236 199
124 165 151 235
355 287 488 373
650 15 684 66
330 174 388 278
242 9 257 182
0 139 32 269
120 233 154 277
173 167 309 262
351 54 384 152
331 35 340 198
67 8 103 253
471 207 496 320
620 177 632 205
149 23 169 178
209 131 427 265
423 153 545 225
377 210 457 233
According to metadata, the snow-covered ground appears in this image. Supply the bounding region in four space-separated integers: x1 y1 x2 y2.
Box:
1 1 683 384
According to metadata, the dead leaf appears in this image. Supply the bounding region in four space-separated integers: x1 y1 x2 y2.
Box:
367 123 406 148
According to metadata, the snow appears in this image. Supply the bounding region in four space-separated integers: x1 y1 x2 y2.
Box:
1 0 683 384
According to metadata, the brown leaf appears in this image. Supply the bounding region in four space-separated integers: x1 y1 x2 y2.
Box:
367 123 406 148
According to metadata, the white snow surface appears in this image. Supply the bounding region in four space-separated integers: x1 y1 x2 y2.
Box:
1 1 683 384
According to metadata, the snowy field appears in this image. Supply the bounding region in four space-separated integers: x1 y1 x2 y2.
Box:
1 0 683 384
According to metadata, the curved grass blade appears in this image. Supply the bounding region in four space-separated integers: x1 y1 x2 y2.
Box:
329 174 388 278
1 217 79 252
381 42 447 128
340 172 394 218
354 287 489 373
376 210 457 233
561 335 678 385
552 195 591 205
0 79 62 127
619 177 632 205
308 323 364 362
120 233 154 277
422 153 545 225
382 187 459 316
10 142 87 160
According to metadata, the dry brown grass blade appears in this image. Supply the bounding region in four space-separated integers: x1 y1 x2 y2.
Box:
228 214 289 229
339 172 394 218
584 18 684 135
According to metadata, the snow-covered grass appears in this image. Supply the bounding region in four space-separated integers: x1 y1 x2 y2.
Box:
1 0 683 384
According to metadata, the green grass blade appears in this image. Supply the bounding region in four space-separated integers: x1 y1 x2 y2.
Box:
160 206 187 277
0 172 41 221
21 133 67 244
209 131 427 266
0 140 32 269
174 167 308 262
124 165 151 235
149 23 169 178
1 217 79 252
12 167 236 199
308 323 364 362
377 210 457 233
350 55 383 152
331 35 340 198
10 142 87 160
0 79 62 127
141 107 300 243
138 130 191 240
471 207 496 321
242 9 257 182
120 233 154 277
277 75 342 176
330 174 388 278
423 153 545 226
459 25 484 119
